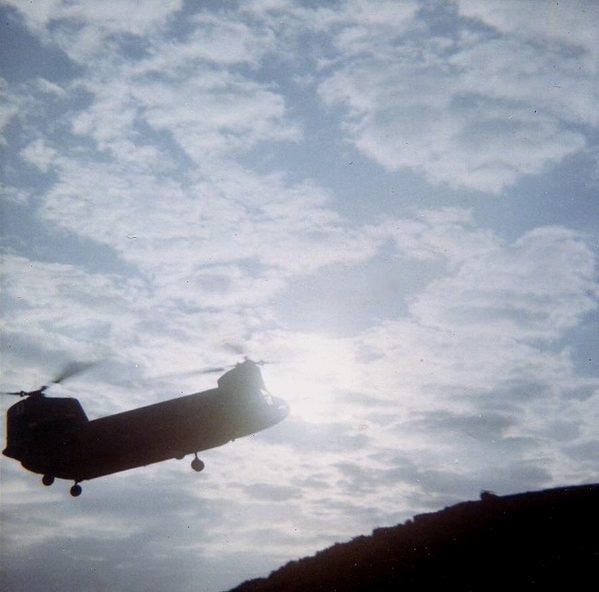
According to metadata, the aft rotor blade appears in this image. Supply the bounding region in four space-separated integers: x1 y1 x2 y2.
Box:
1 386 47 397
52 361 95 384
1 362 95 397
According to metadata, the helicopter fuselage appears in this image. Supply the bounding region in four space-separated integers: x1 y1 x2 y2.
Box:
3 361 288 490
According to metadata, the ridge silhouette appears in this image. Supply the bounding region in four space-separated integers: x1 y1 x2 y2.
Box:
226 483 599 591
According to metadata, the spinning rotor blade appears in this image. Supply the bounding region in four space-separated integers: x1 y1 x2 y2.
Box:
0 385 47 397
197 359 273 373
149 356 274 382
148 365 229 381
197 366 228 374
224 342 246 356
1 361 96 397
52 361 96 385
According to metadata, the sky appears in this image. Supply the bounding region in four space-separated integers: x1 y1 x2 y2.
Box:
1 0 598 590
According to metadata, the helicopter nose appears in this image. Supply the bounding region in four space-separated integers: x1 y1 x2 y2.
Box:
275 397 290 419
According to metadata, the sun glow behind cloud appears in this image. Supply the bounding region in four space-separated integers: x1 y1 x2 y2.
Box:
262 334 362 424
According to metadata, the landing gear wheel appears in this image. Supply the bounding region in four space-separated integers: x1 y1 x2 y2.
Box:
191 457 205 472
42 475 55 487
70 484 82 497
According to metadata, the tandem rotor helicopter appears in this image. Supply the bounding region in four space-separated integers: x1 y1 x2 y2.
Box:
2 359 289 496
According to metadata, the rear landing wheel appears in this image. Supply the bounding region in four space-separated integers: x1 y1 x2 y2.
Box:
70 484 82 497
42 475 55 487
191 456 205 472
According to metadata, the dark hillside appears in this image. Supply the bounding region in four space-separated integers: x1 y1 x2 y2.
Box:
226 483 599 591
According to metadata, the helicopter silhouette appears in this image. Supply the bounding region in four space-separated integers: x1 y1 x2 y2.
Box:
2 359 289 496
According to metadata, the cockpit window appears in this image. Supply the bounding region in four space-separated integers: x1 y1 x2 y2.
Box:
260 388 274 406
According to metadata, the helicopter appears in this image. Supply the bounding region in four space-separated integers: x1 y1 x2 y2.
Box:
2 359 289 496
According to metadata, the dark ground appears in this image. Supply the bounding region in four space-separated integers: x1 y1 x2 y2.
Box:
225 483 599 591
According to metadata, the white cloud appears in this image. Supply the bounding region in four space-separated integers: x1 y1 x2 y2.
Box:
39 158 380 281
458 0 599 56
20 138 57 172
0 78 18 145
6 1 598 194
128 72 301 159
5 0 183 41
0 255 147 371
411 225 598 339
355 223 598 399
376 207 497 265
317 2 598 192
7 0 301 165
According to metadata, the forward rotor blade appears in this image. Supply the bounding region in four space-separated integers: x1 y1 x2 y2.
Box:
224 342 245 356
198 366 228 374
150 366 229 381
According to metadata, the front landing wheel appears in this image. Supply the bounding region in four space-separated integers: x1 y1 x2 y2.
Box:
42 475 55 487
70 484 82 497
191 457 205 472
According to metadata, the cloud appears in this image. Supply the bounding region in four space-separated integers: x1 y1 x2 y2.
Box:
4 0 183 42
457 0 599 56
6 0 599 195
410 225 599 339
0 472 251 592
20 138 58 173
70 65 301 162
355 224 598 402
316 2 598 192
4 0 303 200
236 482 303 502
37 157 380 282
0 78 19 145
